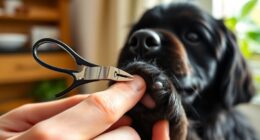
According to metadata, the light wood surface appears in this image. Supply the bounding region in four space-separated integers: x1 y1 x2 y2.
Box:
0 0 74 113
0 52 75 84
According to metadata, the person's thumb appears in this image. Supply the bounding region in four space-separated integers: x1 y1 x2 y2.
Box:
104 75 147 113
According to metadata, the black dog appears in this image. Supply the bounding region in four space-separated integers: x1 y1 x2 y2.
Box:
116 3 258 140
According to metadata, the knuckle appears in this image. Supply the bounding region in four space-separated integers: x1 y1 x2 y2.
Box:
87 94 118 122
31 124 61 140
12 103 35 115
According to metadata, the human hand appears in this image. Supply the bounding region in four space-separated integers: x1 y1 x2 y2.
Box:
0 76 169 140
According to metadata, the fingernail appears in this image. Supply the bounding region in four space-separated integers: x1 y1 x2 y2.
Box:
129 75 146 92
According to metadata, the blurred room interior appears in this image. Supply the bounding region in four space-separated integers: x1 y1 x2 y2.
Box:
0 0 259 132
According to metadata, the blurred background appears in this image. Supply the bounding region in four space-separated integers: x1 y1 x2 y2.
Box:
0 0 259 115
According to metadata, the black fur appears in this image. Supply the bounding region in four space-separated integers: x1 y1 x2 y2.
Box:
116 3 258 140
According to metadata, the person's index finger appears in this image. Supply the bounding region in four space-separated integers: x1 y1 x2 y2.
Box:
41 76 146 139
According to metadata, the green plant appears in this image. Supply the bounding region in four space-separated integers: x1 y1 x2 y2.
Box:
225 0 260 57
225 0 260 94
31 79 67 102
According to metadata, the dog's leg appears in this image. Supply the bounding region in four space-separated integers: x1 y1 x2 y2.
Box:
169 111 188 140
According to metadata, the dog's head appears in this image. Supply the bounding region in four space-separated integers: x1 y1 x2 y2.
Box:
118 4 255 114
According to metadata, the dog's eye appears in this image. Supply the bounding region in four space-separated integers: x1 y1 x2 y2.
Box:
184 31 201 44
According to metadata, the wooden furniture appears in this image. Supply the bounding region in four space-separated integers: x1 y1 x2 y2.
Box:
0 0 74 113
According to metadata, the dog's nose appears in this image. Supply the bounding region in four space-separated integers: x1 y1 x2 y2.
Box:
128 29 161 56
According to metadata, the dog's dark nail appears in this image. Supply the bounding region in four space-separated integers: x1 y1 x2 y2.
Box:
153 81 164 90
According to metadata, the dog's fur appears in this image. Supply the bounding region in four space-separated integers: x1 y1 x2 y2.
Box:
116 3 258 140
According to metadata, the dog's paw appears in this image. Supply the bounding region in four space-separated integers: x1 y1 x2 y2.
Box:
119 61 188 140
122 61 175 111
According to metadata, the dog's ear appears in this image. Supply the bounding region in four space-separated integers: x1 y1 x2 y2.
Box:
217 21 255 107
